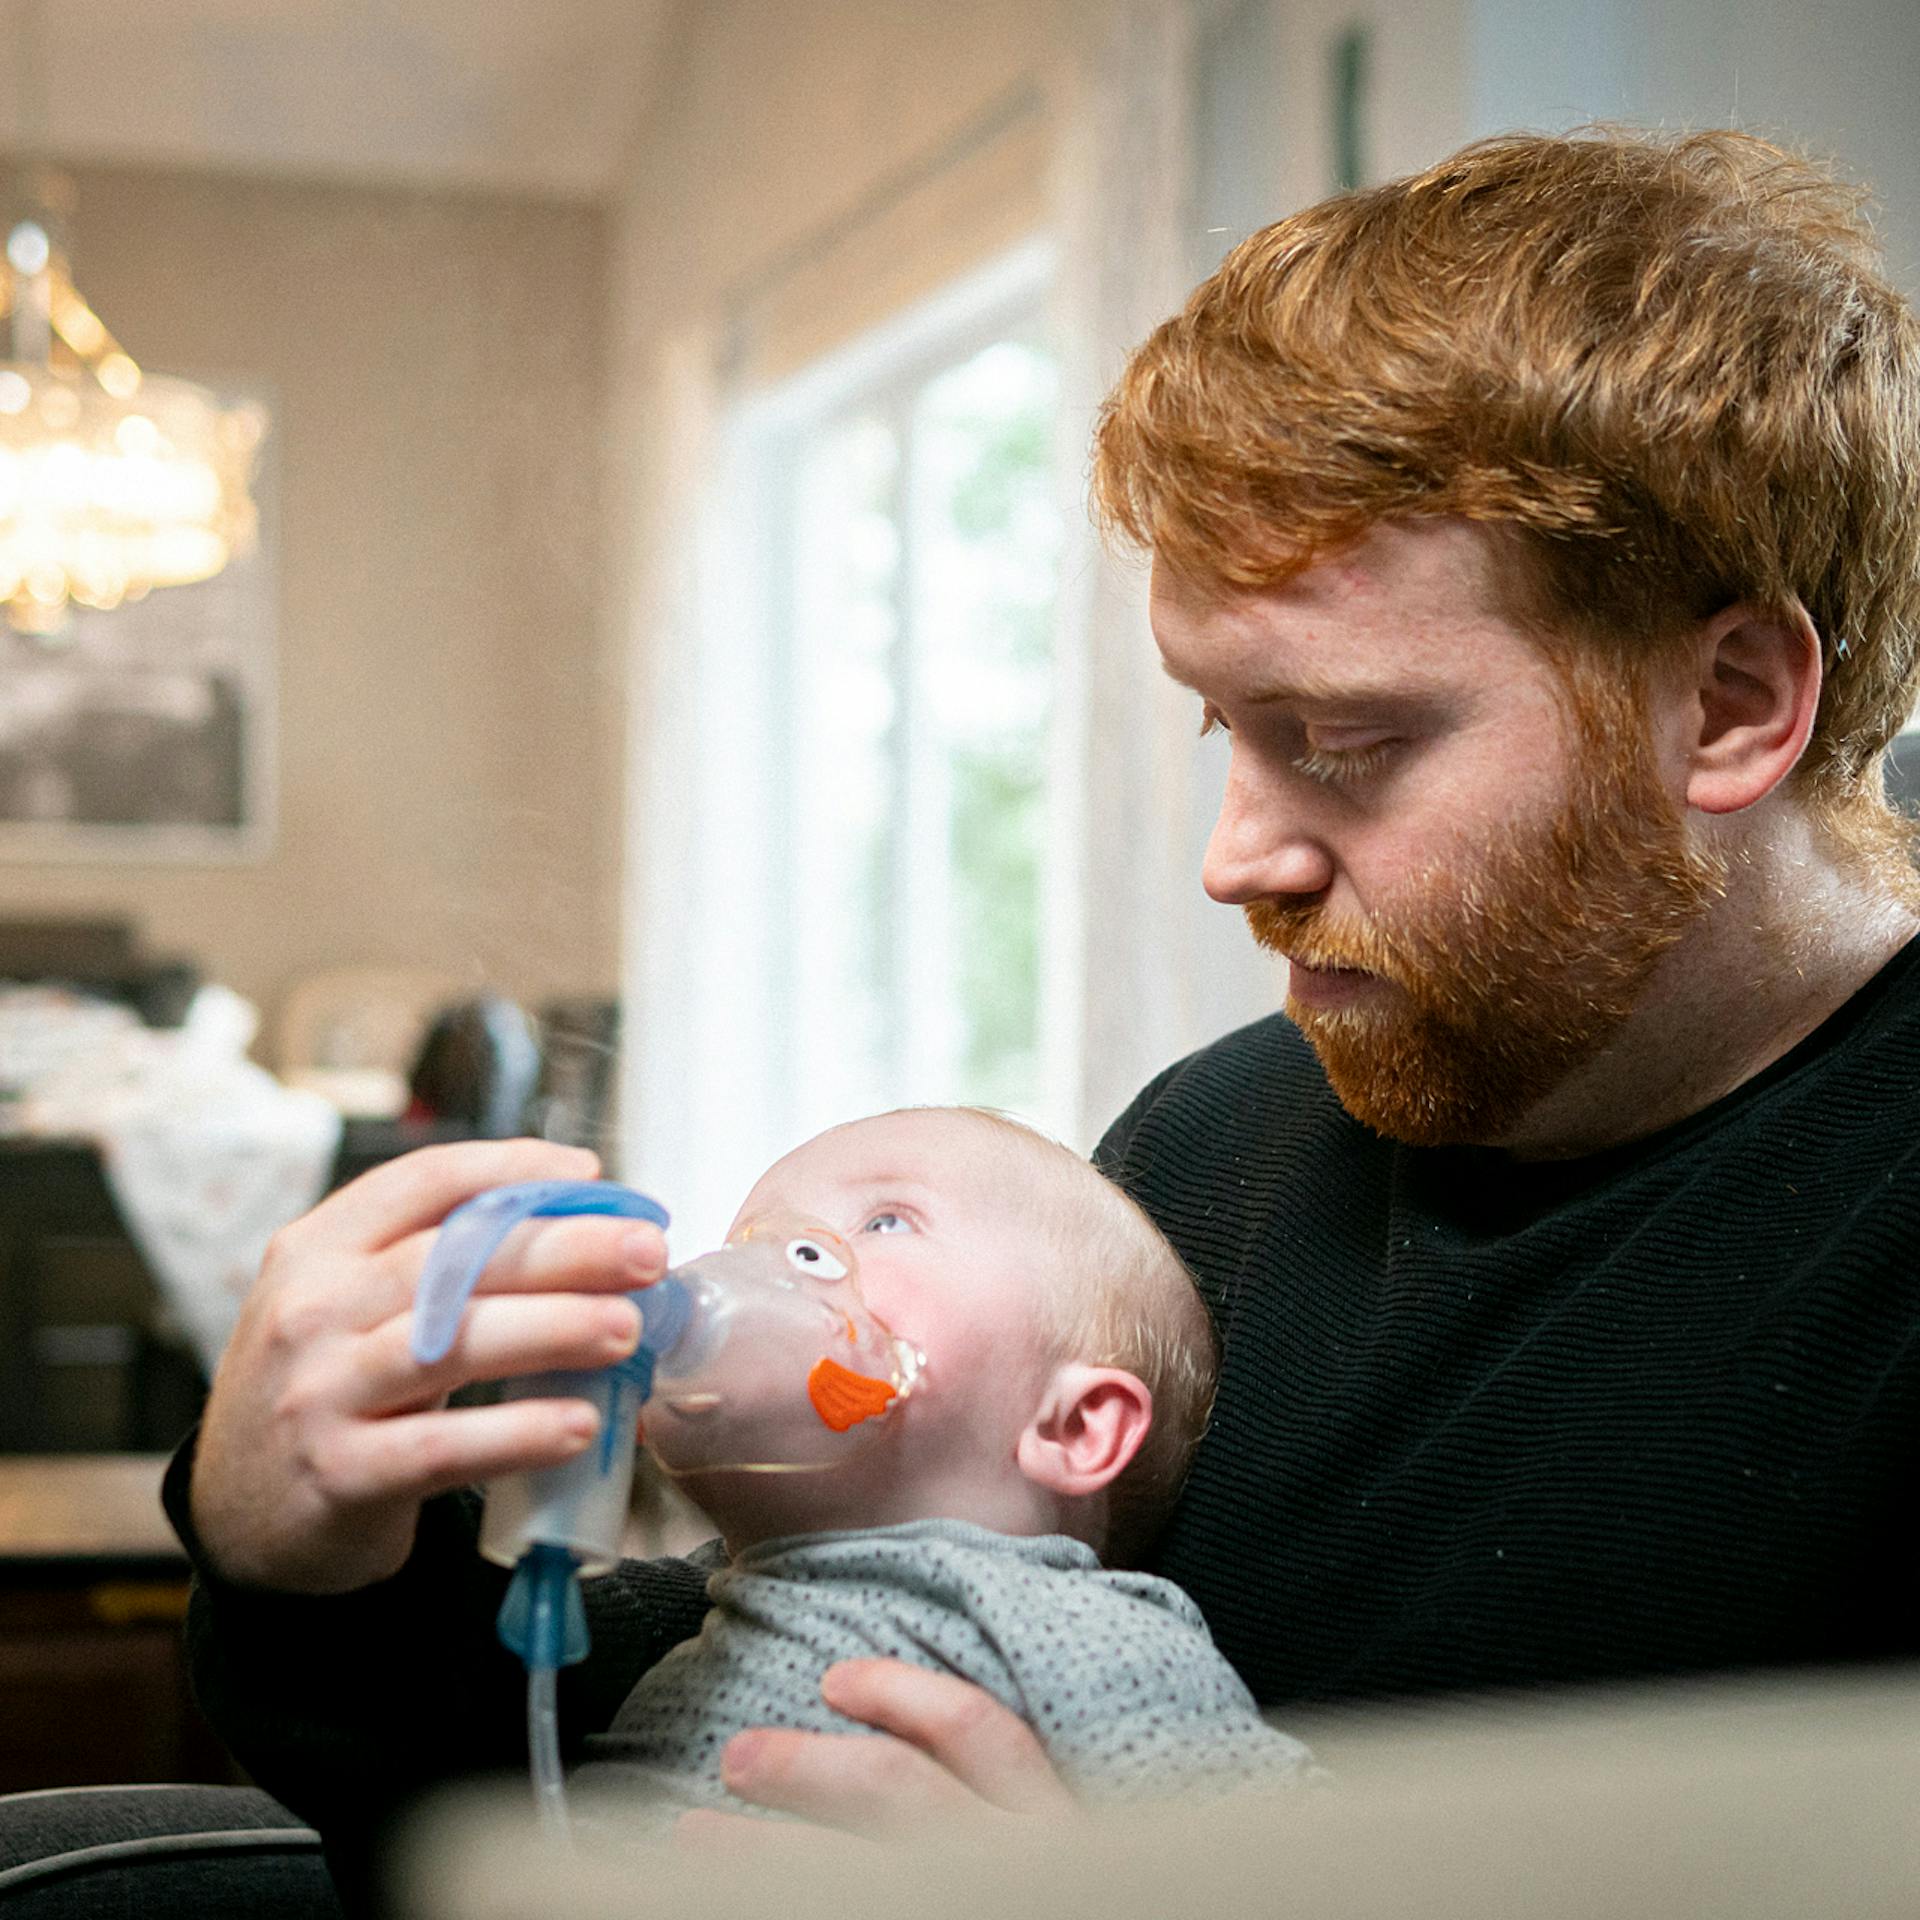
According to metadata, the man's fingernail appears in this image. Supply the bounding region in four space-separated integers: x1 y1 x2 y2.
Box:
605 1301 641 1354
562 1406 600 1444
622 1228 667 1279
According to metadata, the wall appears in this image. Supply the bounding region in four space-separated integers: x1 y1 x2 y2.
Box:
605 0 1069 387
0 163 620 1040
1469 0 1920 293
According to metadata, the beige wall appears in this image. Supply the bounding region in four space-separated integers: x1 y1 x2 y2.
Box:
0 163 621 1043
612 0 1060 315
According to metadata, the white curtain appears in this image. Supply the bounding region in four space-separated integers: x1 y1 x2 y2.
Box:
619 322 773 1249
619 0 1287 1250
1043 0 1283 1150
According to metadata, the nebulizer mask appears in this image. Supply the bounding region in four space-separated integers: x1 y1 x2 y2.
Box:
410 1181 922 1834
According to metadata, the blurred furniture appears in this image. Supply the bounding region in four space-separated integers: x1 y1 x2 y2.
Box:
0 1456 229 1793
277 968 619 1132
0 918 198 1027
277 971 619 1144
0 1145 206 1455
1 990 622 1454
401 1670 1920 1920
0 1785 334 1919
527 998 619 1150
406 996 542 1136
0 1123 461 1456
0 1659 1913 1920
274 966 468 1117
0 921 135 983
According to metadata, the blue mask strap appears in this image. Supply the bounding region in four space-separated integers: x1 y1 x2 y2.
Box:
410 1180 670 1366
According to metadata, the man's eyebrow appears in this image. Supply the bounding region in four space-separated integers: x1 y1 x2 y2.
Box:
1157 657 1435 707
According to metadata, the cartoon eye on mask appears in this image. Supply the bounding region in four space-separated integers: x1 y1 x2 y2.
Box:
786 1236 848 1281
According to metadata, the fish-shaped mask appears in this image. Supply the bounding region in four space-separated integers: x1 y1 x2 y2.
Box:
638 1214 923 1477
411 1182 922 1516
411 1180 920 1670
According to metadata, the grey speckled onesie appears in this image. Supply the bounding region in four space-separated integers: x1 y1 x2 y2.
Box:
571 1517 1312 1838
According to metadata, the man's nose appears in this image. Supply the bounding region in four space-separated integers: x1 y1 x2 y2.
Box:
1202 774 1335 905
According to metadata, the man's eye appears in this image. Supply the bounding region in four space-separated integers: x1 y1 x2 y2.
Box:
1292 738 1398 786
862 1212 912 1235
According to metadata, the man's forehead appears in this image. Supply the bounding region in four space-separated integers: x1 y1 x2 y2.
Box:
1149 521 1514 700
1152 602 1460 709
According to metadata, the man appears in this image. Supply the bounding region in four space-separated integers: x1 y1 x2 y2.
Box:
170 127 1920 1855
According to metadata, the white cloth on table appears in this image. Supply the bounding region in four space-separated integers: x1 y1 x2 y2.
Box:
14 984 341 1373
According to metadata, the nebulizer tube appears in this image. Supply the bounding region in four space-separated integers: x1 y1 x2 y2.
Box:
411 1181 921 1836
520 1545 575 1835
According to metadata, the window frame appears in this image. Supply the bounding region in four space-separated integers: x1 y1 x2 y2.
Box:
718 236 1062 1151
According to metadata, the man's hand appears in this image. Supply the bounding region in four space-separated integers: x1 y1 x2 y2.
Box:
190 1139 668 1594
678 1658 1079 1850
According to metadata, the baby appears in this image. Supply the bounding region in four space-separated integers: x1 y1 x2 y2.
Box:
567 1105 1311 1831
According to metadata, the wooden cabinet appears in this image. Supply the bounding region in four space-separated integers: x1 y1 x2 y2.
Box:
0 1142 207 1454
0 1456 235 1790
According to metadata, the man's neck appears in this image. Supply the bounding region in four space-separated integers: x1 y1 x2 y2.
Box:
1495 807 1920 1161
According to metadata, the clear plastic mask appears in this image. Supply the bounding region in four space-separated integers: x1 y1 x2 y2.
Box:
641 1215 925 1478
411 1181 922 1579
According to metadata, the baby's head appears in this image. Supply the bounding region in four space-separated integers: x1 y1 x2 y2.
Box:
693 1106 1214 1565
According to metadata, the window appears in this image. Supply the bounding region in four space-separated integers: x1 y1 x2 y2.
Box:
734 246 1063 1154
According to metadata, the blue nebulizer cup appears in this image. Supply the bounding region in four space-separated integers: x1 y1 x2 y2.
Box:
410 1180 921 1833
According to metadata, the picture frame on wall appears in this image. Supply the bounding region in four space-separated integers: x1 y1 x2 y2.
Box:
0 381 276 864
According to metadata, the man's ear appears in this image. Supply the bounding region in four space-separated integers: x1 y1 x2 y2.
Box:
1680 599 1822 815
1015 1365 1154 1498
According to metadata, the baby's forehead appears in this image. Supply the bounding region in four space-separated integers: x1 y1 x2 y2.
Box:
807 1108 991 1170
759 1110 1047 1206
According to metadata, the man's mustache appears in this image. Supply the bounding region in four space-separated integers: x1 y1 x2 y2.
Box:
1244 899 1406 981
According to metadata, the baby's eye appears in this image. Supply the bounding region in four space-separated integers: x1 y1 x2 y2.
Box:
861 1211 913 1235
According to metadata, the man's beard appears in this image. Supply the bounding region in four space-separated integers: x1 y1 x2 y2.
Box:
1247 710 1726 1147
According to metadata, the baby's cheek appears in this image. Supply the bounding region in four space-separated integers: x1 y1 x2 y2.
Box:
945 1325 1052 1422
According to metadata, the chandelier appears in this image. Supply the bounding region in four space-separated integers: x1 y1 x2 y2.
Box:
0 185 266 636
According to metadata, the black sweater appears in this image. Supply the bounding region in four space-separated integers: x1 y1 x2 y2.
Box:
167 940 1920 1841
1102 943 1920 1705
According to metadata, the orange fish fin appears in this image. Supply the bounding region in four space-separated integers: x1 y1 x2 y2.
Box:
807 1356 897 1432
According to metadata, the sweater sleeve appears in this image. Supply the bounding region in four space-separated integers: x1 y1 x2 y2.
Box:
162 1429 712 1847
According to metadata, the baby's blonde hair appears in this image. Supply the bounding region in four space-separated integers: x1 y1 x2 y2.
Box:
941 1109 1218 1567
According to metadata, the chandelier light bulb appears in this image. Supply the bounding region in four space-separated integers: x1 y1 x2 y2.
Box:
6 222 49 276
0 189 265 634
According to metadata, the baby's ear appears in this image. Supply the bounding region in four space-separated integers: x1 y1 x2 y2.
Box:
1016 1364 1154 1498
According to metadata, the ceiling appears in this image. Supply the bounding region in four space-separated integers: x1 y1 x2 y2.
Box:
0 0 673 201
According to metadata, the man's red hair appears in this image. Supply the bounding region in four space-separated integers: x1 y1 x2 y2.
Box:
1093 129 1920 815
